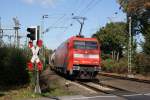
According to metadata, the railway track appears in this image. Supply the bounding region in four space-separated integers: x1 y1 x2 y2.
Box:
40 68 150 100
93 80 139 96
75 80 140 98
99 72 150 84
76 81 111 94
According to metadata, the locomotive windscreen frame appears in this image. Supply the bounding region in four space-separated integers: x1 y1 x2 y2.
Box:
74 40 98 50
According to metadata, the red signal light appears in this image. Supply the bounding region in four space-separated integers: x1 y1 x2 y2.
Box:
27 61 33 71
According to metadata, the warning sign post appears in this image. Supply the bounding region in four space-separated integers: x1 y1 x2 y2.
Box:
27 26 43 94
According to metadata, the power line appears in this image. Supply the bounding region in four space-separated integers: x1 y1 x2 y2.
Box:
54 0 94 34
46 0 102 36
72 0 84 15
79 0 102 15
65 0 102 35
57 0 83 34
58 0 93 34
78 0 95 15
84 0 102 15
43 14 67 34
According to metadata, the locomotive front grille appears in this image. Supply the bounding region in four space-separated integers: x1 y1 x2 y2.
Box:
73 65 101 72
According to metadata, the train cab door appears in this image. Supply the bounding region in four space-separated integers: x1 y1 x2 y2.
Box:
67 39 74 75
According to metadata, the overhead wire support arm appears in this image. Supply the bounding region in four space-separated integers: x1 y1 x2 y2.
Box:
72 16 87 36
43 26 67 34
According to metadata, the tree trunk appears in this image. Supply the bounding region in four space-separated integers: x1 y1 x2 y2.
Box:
112 51 114 59
117 52 119 62
114 50 116 60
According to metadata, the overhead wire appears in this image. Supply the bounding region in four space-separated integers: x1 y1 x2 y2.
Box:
62 0 94 34
73 0 102 36
49 0 102 35
61 0 85 34
78 0 96 15
44 14 66 33
44 0 83 35
80 0 102 16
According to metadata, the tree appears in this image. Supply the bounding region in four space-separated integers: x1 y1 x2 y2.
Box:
93 22 128 61
117 0 150 55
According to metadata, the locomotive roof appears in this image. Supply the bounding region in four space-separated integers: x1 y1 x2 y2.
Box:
68 36 98 41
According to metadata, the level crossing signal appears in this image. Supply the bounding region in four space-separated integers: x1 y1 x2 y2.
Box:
26 25 42 71
26 26 42 94
27 27 36 40
27 40 43 71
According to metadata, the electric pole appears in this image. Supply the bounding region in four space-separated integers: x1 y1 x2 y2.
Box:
8 35 13 46
3 35 14 46
73 16 86 36
128 16 133 77
0 17 20 46
0 17 3 43
41 15 48 69
13 17 20 47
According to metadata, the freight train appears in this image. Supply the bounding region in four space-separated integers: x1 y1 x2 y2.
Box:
49 36 101 79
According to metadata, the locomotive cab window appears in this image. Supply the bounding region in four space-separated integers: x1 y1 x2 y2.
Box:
74 40 98 50
85 41 98 50
74 41 85 49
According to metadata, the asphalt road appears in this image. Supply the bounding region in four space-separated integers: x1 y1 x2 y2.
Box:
59 94 150 100
25 93 150 100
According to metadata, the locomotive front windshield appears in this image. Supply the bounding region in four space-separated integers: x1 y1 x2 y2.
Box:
74 40 98 50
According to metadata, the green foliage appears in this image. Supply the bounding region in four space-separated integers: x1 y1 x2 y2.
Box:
0 85 42 100
117 0 150 15
93 22 128 60
39 46 53 70
45 48 53 65
135 53 150 75
0 46 30 86
143 29 150 55
117 0 150 55
117 0 150 74
101 58 128 74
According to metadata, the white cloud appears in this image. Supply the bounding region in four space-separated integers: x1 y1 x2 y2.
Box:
23 0 57 7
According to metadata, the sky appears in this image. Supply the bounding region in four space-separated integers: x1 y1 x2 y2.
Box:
0 0 126 50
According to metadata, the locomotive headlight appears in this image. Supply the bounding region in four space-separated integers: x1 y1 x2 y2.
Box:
89 54 99 58
93 61 98 64
74 60 79 63
94 66 101 71
74 54 83 58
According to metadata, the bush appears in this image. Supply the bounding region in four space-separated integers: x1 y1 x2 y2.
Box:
0 46 30 86
101 59 113 72
101 58 128 74
135 53 150 75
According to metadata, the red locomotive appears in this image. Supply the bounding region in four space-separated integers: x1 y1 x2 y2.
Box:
50 36 101 79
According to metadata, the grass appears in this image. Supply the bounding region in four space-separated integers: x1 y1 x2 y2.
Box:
41 78 76 97
42 88 75 97
0 81 76 100
0 85 41 100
